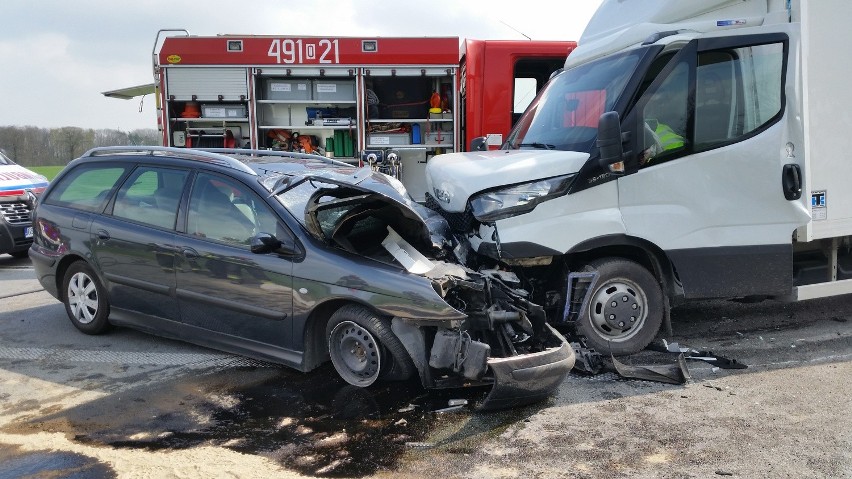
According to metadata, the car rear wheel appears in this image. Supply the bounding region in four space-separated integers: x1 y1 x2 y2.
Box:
575 258 663 355
326 305 414 387
62 261 111 335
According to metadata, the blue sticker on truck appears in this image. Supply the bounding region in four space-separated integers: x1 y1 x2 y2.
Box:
812 190 827 221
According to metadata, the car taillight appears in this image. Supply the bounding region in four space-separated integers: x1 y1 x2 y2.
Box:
38 217 62 246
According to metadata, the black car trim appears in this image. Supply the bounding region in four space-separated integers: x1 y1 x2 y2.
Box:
175 288 288 320
103 272 171 296
109 307 304 369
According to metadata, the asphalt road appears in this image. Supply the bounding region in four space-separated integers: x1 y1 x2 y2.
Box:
1 252 850 478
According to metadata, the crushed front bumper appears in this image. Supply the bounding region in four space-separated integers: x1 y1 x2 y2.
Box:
479 324 575 410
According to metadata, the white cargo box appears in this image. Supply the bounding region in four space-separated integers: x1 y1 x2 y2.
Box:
424 131 453 146
369 133 411 146
313 80 356 102
801 0 852 240
201 104 247 119
265 79 311 101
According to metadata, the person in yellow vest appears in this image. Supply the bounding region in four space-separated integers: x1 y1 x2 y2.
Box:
640 120 684 165
640 84 687 166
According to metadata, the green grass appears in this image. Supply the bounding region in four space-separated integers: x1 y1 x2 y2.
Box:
28 166 66 181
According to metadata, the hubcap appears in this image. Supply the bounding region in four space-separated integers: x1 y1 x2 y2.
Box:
67 272 99 324
329 321 381 387
589 279 646 342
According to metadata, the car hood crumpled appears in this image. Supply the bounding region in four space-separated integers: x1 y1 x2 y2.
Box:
270 165 454 257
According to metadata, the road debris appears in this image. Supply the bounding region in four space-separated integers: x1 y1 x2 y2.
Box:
610 354 691 385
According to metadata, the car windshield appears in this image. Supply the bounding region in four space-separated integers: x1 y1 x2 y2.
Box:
505 48 645 153
0 151 13 165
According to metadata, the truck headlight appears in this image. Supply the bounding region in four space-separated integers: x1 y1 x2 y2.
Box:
469 174 574 222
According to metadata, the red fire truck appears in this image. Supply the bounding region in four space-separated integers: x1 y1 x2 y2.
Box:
107 31 575 199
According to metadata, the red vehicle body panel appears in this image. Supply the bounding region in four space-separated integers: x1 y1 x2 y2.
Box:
159 36 460 66
460 39 577 149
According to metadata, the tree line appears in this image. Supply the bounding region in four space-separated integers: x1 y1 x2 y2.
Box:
0 126 159 166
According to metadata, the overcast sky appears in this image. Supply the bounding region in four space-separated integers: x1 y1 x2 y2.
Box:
1 1 601 132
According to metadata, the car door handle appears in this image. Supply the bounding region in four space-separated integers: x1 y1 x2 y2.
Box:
782 163 802 200
96 229 110 241
180 247 199 259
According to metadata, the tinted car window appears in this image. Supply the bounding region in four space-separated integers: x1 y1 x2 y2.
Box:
187 173 279 247
44 166 128 213
112 167 188 229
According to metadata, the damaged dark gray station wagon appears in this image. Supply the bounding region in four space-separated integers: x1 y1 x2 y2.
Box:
30 147 574 409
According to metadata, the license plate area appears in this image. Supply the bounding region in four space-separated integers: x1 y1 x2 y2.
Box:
24 226 33 238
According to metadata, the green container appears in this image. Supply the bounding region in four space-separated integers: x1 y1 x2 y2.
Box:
343 131 353 158
325 137 335 156
333 131 344 157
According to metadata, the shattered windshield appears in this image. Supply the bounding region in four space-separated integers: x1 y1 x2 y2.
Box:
506 48 645 153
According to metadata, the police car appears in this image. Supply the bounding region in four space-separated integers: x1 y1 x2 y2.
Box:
0 150 48 258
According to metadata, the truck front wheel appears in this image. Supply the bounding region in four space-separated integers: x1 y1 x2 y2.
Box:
576 258 663 355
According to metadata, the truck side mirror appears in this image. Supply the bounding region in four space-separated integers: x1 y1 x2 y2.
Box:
597 111 626 175
470 136 487 151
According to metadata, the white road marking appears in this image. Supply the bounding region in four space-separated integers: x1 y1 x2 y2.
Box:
0 346 273 368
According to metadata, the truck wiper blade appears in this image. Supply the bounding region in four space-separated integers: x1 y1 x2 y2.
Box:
518 142 555 150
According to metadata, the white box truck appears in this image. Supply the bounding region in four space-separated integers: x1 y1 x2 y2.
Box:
425 0 846 355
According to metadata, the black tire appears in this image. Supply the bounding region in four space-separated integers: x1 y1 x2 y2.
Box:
575 258 663 356
62 261 111 335
326 304 415 387
9 250 29 259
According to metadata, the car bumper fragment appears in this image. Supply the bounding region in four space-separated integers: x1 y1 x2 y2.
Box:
479 324 575 410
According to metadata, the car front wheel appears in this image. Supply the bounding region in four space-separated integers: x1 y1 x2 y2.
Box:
62 261 111 335
326 305 414 387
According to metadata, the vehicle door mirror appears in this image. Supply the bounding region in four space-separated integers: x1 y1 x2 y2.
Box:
597 111 627 175
470 136 487 151
251 232 301 256
250 232 281 254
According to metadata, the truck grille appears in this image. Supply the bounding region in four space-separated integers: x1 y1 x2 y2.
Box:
0 202 32 225
425 193 478 233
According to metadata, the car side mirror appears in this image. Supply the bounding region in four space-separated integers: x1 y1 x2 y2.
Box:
597 111 627 175
250 232 300 256
470 136 487 151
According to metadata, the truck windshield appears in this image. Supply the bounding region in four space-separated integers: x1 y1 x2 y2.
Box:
506 49 644 153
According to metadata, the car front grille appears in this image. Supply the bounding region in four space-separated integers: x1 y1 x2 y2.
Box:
0 202 32 225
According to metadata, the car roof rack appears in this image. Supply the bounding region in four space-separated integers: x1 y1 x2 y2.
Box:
81 146 258 175
79 146 353 175
201 148 354 168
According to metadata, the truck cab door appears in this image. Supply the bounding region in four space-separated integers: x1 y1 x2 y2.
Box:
617 29 809 298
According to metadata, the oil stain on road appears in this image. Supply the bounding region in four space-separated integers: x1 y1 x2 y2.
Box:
1 363 515 477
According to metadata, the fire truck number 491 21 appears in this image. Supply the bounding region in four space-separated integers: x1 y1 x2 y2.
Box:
267 38 340 64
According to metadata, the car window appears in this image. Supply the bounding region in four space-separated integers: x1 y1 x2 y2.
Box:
112 166 189 229
44 165 128 213
187 173 279 248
